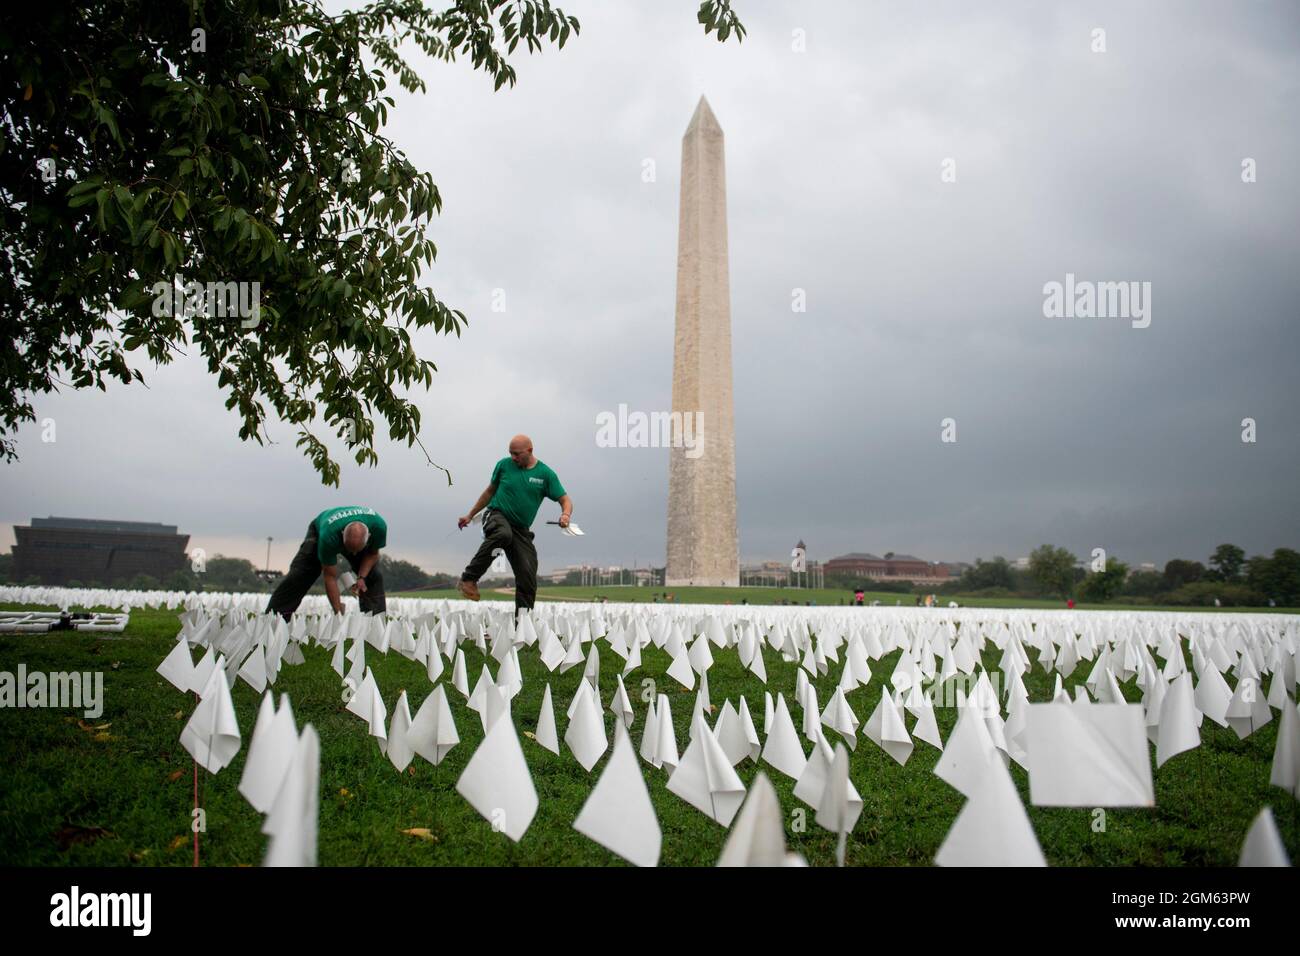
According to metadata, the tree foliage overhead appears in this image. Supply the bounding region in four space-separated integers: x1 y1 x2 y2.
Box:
1 0 743 484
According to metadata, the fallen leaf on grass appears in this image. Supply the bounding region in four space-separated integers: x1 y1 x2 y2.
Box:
54 824 112 851
110 661 122 670
172 711 184 720
93 732 113 742
400 828 438 843
167 835 188 852
168 770 185 782
523 731 537 740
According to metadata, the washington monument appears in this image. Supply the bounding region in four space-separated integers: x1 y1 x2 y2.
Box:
666 96 739 587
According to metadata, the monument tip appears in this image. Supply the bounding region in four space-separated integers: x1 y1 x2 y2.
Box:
685 95 722 136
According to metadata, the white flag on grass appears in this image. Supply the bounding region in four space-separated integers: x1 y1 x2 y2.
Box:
1225 676 1273 740
467 664 494 717
933 695 1001 799
157 638 196 693
384 690 414 771
761 693 807 781
935 757 1046 867
815 743 862 866
407 684 459 766
573 723 662 867
667 640 695 691
1238 807 1291 867
1157 672 1201 768
793 726 836 809
191 647 216 697
738 697 762 763
863 689 914 766
565 680 609 772
640 693 679 772
717 772 806 867
345 667 387 746
1194 664 1233 728
534 684 560 755
611 674 635 730
240 692 297 813
1270 696 1300 797
263 724 320 867
181 662 241 774
452 649 469 698
1025 703 1154 807
455 715 538 843
667 713 746 826
238 644 268 695
537 624 566 672
714 700 750 767
820 686 860 751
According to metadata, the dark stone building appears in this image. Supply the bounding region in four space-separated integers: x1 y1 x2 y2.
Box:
11 517 190 585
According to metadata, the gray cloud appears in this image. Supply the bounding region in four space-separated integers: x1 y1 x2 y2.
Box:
3 0 1297 576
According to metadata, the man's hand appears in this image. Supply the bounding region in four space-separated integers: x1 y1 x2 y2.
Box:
458 514 473 529
558 514 571 528
352 579 367 596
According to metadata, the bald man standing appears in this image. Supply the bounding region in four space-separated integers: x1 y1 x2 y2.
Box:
458 435 572 615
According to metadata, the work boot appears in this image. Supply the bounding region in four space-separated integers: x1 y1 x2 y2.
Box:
457 579 480 601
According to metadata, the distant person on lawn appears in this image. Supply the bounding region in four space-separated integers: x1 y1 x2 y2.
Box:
267 506 387 618
457 434 572 617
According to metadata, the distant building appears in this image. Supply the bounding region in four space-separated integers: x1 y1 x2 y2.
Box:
824 552 950 584
544 565 660 586
740 560 791 586
11 516 190 585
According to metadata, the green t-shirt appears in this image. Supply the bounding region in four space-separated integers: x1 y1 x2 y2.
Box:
314 506 387 565
487 458 566 529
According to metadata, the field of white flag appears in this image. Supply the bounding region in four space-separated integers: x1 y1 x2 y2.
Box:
1 585 1296 867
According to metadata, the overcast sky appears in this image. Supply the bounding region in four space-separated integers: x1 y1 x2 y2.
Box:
3 0 1298 576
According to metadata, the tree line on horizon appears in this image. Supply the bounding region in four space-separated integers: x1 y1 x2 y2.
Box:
926 543 1300 608
4 543 1297 609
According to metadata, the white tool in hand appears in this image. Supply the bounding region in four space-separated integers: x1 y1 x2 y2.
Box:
546 520 585 536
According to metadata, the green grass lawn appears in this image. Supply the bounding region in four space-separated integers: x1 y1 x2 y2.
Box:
405 584 1289 613
0 602 1294 866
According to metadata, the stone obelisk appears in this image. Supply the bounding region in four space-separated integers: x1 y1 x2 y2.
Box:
666 96 739 587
